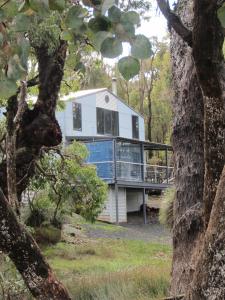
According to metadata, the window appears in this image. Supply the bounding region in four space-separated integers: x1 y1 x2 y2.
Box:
96 107 119 136
73 102 82 131
132 115 139 139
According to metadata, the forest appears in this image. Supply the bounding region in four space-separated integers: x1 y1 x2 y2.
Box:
0 0 225 299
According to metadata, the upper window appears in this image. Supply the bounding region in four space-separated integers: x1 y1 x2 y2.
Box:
132 115 139 139
96 107 119 136
73 102 82 131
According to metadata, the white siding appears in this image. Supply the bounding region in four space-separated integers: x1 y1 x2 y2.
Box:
98 187 127 223
96 90 117 111
56 89 145 141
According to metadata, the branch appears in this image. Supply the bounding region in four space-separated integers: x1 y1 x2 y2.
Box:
156 0 192 47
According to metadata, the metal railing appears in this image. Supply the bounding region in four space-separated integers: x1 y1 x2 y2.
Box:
87 160 174 184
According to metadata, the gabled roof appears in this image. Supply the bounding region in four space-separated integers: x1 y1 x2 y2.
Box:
60 88 144 119
60 88 107 101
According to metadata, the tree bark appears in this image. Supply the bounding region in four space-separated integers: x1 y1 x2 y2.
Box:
192 0 225 228
0 40 70 298
169 0 205 294
0 188 71 300
187 165 225 299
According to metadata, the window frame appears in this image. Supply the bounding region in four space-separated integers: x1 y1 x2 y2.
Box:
72 102 82 131
132 115 139 139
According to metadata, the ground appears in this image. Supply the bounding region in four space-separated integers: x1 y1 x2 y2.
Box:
0 213 172 300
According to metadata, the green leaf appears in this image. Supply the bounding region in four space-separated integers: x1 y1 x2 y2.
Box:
65 6 86 29
49 0 65 11
108 6 121 23
121 11 140 25
131 35 152 59
7 55 27 80
18 0 30 13
91 31 113 51
217 5 225 28
100 37 122 58
0 76 18 98
29 0 50 15
118 56 140 80
61 30 73 41
102 0 116 15
88 16 111 32
14 14 31 32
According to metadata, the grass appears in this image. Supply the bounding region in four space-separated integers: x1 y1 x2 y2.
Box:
44 239 172 300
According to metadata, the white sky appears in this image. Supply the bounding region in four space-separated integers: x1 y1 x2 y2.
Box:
104 0 171 64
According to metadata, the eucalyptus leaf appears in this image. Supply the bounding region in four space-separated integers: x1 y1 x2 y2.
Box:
29 0 50 15
0 76 18 99
7 55 27 80
102 0 116 15
100 37 122 58
121 11 140 25
91 31 113 51
108 6 121 23
217 5 225 28
88 16 111 32
131 35 152 59
14 14 31 32
65 6 86 29
49 0 65 11
118 56 140 80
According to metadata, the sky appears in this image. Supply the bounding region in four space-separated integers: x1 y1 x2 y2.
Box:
105 0 170 64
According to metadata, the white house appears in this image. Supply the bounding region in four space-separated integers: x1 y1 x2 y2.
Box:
56 86 173 224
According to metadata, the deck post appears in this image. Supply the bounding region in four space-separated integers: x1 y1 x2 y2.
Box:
165 148 169 184
115 183 119 224
141 143 145 181
143 188 147 225
113 139 119 224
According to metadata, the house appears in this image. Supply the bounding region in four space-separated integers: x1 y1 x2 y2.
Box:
56 85 173 223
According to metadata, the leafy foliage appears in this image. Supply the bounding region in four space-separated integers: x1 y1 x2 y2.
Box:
0 0 154 100
27 141 107 225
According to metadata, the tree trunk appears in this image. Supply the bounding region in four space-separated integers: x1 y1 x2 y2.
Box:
170 0 205 294
0 40 70 299
0 188 71 300
147 91 152 142
187 165 225 299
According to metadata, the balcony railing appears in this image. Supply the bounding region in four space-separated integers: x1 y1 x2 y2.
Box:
87 160 174 184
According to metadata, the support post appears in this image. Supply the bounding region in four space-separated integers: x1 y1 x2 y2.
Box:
141 142 145 182
115 183 119 224
143 188 147 225
165 148 169 184
113 139 119 224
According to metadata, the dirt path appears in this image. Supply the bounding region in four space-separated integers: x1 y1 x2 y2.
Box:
84 222 171 244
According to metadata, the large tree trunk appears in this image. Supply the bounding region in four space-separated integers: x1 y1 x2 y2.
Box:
170 0 205 295
0 188 71 300
0 40 71 299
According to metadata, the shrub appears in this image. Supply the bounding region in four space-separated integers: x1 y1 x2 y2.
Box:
159 187 175 229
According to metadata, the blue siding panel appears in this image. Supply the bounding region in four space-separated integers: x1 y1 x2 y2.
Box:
85 141 114 180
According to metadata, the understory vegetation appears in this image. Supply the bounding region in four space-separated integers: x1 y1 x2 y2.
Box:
0 219 171 300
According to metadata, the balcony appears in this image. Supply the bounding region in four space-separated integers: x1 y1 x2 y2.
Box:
87 160 174 186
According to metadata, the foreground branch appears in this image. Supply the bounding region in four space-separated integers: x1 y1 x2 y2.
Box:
156 0 192 46
0 188 71 299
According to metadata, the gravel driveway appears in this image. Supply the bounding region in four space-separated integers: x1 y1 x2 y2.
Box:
84 217 171 245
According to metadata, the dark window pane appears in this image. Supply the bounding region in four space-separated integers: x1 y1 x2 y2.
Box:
73 102 82 131
97 107 104 134
132 115 139 139
96 108 119 136
104 109 112 134
112 111 119 136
